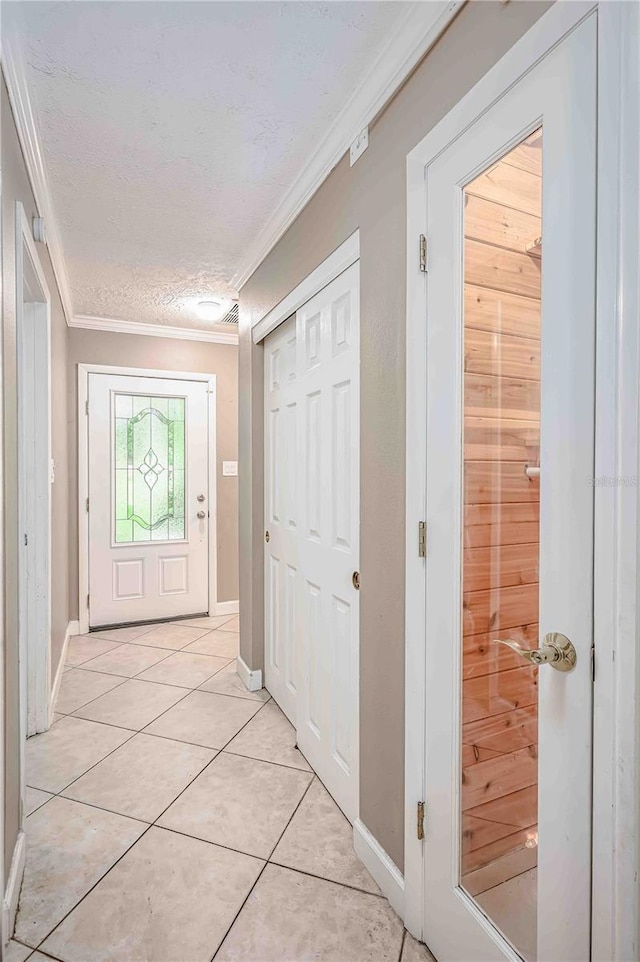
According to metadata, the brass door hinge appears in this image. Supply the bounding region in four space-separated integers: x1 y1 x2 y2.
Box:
418 521 426 558
86 497 89 512
419 234 428 273
417 801 425 840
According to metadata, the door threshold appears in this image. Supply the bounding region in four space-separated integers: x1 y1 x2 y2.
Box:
89 612 209 632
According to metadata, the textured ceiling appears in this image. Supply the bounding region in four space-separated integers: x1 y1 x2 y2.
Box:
6 1 409 331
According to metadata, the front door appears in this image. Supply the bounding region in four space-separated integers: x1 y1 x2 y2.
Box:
422 15 595 962
88 372 210 627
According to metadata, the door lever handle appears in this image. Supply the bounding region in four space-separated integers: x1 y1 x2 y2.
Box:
494 633 577 672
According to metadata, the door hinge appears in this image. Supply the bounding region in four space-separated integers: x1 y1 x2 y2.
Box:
24 533 28 547
417 801 425 840
86 593 90 607
418 521 426 558
591 644 595 682
85 400 89 416
419 234 428 273
86 497 89 512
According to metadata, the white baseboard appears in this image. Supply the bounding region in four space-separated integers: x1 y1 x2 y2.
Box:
353 819 405 920
2 830 26 945
215 600 239 617
50 621 77 726
236 656 263 693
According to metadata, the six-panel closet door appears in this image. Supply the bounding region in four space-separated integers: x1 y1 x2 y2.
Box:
264 263 360 822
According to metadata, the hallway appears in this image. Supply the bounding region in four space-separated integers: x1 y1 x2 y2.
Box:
7 617 429 962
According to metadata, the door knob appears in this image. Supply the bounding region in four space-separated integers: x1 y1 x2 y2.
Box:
494 632 576 672
197 494 206 502
352 571 360 590
197 510 206 520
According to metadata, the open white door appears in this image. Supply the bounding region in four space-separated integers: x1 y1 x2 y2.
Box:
87 373 211 627
264 263 360 822
421 15 596 962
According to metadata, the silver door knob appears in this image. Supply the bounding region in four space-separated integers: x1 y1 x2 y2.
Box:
197 494 205 502
494 632 576 672
197 510 206 520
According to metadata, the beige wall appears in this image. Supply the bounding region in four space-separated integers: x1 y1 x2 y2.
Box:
2 79 71 869
239 0 551 870
67 328 239 614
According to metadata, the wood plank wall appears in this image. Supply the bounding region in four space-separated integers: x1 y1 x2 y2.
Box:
461 130 542 884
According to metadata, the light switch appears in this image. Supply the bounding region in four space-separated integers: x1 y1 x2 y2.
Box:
222 460 238 477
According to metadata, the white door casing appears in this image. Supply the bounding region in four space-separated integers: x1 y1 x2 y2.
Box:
87 372 211 627
415 15 596 962
16 201 52 739
264 262 360 823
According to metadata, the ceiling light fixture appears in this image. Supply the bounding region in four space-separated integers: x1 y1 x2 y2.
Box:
196 300 225 322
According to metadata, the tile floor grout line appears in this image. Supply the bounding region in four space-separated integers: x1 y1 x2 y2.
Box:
35 726 140 798
70 641 184 680
208 775 317 962
220 745 309 775
209 857 271 962
44 791 152 827
70 652 236 690
147 750 222 826
134 658 237 689
399 926 407 962
29 822 156 953
264 774 316 861
266 857 386 900
53 672 131 716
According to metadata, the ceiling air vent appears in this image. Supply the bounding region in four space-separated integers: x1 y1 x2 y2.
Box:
220 303 239 325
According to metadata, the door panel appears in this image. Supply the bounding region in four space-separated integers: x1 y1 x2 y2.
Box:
264 314 300 724
423 16 595 962
88 374 210 626
264 264 360 822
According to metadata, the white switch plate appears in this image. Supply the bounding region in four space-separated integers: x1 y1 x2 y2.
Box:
222 460 238 477
350 126 369 166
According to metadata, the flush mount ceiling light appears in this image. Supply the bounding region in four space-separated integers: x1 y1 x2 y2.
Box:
196 300 225 322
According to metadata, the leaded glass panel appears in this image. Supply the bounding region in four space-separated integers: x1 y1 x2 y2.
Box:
113 393 186 543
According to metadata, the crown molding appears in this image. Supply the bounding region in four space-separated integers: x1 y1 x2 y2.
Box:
1 28 75 325
232 0 464 291
70 314 238 345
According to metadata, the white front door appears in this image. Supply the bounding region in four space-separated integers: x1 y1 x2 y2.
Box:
88 373 210 627
422 16 595 962
264 263 360 822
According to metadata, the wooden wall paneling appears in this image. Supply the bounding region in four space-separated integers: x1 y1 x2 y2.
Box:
465 284 541 337
464 372 540 421
463 624 539 678
465 160 541 216
465 328 540 380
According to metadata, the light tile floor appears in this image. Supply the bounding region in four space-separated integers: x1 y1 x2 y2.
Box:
11 616 436 962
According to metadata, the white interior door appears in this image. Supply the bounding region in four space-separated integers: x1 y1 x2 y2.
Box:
422 16 595 962
264 313 299 723
264 263 360 821
88 373 210 627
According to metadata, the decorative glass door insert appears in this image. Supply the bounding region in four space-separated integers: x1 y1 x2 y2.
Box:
114 393 186 543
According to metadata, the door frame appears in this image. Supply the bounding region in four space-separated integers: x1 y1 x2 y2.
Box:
77 364 218 634
404 2 640 958
16 201 52 738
